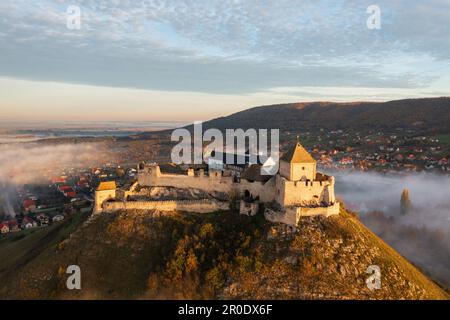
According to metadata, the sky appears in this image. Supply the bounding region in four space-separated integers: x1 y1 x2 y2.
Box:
1 0 450 122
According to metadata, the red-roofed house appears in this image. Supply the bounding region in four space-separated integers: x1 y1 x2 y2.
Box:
438 157 449 166
21 217 37 229
77 177 89 187
0 223 9 234
52 177 66 184
59 186 77 198
23 199 36 212
340 157 354 165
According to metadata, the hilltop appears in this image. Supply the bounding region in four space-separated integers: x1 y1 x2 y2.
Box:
0 207 447 300
192 97 450 134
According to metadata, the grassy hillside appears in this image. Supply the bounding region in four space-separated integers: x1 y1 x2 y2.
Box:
0 212 86 277
0 208 447 300
192 97 450 133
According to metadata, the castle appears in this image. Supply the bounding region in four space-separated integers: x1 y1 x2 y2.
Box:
94 142 339 228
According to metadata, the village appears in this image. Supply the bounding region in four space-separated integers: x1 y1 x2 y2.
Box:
283 129 450 173
115 129 450 174
0 165 136 235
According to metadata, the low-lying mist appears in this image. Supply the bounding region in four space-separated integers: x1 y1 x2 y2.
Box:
0 142 113 218
0 143 108 185
330 170 450 287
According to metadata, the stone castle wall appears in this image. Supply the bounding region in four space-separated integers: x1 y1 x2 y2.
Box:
275 174 335 207
265 202 340 227
139 167 234 194
138 164 277 203
236 178 276 203
95 163 339 227
103 199 229 213
279 160 316 181
94 189 116 212
137 164 333 208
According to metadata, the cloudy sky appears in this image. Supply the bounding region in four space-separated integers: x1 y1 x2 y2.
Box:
0 0 450 122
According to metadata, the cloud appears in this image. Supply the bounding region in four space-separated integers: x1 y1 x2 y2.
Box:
0 0 449 95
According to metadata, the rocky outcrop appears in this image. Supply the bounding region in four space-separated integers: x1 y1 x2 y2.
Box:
222 211 448 300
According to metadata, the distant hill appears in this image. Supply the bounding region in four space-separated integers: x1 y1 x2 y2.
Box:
0 208 447 299
195 97 450 133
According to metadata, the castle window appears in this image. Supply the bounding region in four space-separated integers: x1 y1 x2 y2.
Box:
302 166 305 170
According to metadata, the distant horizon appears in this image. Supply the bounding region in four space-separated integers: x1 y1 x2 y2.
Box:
1 91 449 125
0 119 188 132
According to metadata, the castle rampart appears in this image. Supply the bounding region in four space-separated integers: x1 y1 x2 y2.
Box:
95 142 340 228
265 202 340 227
103 199 230 213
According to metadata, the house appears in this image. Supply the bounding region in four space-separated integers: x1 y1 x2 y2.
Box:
8 220 19 232
21 217 37 230
340 156 354 165
77 177 90 188
21 221 34 229
0 223 9 234
51 177 66 184
58 186 77 198
319 155 333 164
36 214 49 226
52 214 65 222
438 157 449 166
23 199 37 212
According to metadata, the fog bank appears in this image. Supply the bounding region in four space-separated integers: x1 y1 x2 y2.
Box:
0 142 112 218
330 170 450 287
0 143 109 185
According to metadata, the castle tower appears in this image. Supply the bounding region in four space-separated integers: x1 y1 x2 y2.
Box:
279 142 316 181
138 163 161 186
94 181 117 213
